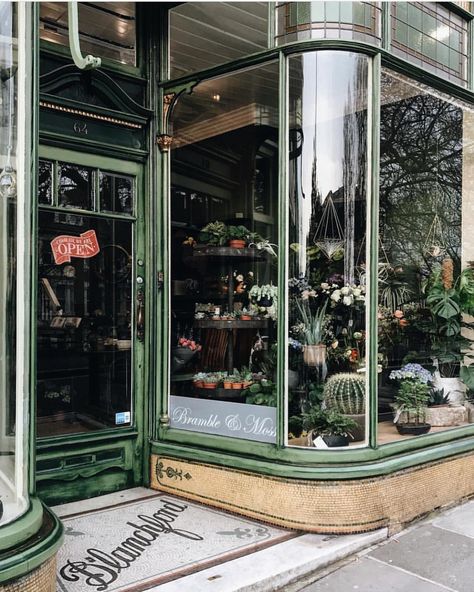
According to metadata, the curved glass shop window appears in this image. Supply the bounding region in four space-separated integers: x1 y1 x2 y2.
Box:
286 51 369 449
378 69 474 444
0 3 28 524
169 63 279 443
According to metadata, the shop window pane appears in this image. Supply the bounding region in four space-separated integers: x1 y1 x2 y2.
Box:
169 2 269 79
39 2 136 67
100 172 134 215
58 163 94 210
287 51 369 449
391 2 468 87
275 2 382 47
39 160 53 205
0 2 28 525
378 69 474 444
169 63 279 443
37 212 133 436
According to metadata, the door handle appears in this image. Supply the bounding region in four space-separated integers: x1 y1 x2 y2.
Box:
137 288 145 342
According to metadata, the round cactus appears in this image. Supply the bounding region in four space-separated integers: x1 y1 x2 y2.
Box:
323 373 365 415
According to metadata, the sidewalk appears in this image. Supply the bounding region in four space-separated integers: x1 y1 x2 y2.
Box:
52 487 387 592
299 499 474 592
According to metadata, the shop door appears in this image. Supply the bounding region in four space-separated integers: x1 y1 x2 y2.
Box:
35 148 146 504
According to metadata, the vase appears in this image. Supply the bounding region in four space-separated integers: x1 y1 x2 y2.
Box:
171 347 197 373
303 344 326 367
434 375 466 406
229 239 246 248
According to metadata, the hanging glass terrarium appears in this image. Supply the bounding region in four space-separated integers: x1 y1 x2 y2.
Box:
313 194 345 259
423 213 446 257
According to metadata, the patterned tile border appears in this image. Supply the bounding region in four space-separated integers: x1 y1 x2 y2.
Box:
151 452 474 533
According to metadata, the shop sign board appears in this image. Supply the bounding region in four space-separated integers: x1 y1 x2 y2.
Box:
51 229 100 264
169 396 276 443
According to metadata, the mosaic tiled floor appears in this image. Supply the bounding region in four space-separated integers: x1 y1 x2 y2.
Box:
56 492 295 592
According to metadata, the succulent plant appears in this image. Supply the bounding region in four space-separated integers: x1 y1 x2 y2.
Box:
323 372 365 415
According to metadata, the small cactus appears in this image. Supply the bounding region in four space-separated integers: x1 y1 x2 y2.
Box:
323 373 365 415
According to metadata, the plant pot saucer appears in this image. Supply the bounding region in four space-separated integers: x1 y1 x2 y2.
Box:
396 422 431 435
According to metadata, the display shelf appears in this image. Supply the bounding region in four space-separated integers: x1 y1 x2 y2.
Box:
170 373 195 382
188 245 268 263
193 387 247 402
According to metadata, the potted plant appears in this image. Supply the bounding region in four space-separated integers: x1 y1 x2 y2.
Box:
193 372 207 388
199 221 228 246
425 263 474 404
323 372 366 441
202 373 221 389
249 284 278 307
244 378 277 407
390 363 432 435
226 225 251 248
302 408 357 447
294 297 329 367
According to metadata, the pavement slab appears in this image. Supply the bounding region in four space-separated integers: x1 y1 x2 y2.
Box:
432 500 474 539
300 556 449 592
368 524 474 592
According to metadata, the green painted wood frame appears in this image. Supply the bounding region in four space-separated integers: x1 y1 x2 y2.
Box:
35 145 150 503
151 4 474 481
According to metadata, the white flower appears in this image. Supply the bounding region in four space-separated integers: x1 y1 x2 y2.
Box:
321 282 330 290
301 290 310 300
343 295 353 306
341 286 350 295
331 290 341 302
353 288 361 297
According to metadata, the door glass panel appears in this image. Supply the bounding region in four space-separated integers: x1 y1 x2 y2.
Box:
38 160 53 205
58 163 94 210
99 172 134 215
37 211 133 436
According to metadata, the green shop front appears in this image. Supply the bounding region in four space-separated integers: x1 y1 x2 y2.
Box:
4 1 474 589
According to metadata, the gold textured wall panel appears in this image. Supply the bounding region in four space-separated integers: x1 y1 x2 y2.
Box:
0 557 56 592
151 453 474 533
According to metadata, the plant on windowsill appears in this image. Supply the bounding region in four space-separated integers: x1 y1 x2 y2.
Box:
424 261 474 404
302 408 357 447
294 296 329 367
390 363 432 435
323 372 366 442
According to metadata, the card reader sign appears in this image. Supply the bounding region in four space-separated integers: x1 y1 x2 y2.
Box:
51 230 100 264
115 412 131 425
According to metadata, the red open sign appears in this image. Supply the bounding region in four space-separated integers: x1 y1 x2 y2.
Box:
51 230 100 265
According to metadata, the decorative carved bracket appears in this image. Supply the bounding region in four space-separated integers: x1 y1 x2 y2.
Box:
68 2 101 70
157 134 173 153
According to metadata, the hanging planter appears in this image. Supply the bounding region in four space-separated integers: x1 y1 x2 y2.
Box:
423 213 446 257
303 344 327 367
313 194 345 260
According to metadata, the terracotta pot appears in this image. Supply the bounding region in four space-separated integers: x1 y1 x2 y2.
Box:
241 315 252 320
193 380 204 388
203 382 218 389
303 344 327 367
231 382 243 389
243 381 252 388
229 239 246 248
223 381 233 389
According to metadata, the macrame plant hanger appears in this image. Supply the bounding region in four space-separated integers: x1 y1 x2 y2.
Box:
423 211 446 257
313 194 345 259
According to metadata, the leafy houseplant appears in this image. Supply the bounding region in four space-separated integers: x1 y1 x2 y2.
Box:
199 221 228 246
244 379 276 407
226 224 252 248
390 364 432 435
294 297 329 367
248 284 278 307
323 372 366 441
302 408 357 447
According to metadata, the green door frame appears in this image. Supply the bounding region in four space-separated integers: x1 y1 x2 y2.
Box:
35 145 149 504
